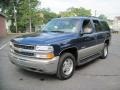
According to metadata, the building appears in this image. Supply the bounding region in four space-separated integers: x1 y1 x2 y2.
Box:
107 19 113 29
0 12 6 37
113 16 120 31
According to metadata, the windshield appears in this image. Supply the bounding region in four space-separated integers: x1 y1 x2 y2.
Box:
42 18 80 33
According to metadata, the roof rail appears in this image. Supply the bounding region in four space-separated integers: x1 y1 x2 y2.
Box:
88 16 98 18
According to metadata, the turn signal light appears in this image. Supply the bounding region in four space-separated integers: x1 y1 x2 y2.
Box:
47 53 54 59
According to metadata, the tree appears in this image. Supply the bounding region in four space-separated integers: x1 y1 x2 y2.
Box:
1 0 59 33
59 7 91 17
16 0 40 32
98 14 107 20
39 8 59 24
4 0 41 33
0 0 11 13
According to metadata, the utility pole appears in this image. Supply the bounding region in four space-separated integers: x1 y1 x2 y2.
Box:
29 0 32 32
95 10 97 17
13 5 17 33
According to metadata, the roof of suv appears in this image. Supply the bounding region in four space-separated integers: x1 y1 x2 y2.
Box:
55 16 105 21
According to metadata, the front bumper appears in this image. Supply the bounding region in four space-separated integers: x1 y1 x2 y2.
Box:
9 53 59 74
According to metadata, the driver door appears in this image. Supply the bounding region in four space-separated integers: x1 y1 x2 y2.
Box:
78 19 97 61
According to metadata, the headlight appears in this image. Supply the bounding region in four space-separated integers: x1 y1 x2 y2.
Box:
9 42 14 53
10 48 14 53
35 46 54 51
35 46 54 59
9 41 13 47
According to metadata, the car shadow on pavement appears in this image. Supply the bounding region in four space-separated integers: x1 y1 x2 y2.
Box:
17 68 57 81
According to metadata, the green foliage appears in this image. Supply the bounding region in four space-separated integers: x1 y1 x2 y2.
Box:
4 0 59 33
60 7 91 17
1 0 41 33
0 0 10 12
39 8 59 24
17 0 39 32
98 14 107 20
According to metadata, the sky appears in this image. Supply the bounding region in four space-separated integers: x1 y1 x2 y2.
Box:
40 0 120 19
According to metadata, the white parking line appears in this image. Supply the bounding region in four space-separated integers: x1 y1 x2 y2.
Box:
0 42 9 50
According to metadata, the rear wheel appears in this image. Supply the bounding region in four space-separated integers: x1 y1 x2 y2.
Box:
100 43 108 59
57 53 75 80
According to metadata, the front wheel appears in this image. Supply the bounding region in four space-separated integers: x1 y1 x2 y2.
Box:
57 53 75 80
100 43 108 59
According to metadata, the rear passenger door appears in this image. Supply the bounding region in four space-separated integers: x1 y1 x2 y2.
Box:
92 20 105 52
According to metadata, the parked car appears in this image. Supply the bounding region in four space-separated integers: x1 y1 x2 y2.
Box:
9 17 111 80
111 29 119 34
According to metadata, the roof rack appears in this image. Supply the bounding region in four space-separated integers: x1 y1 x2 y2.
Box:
88 16 98 18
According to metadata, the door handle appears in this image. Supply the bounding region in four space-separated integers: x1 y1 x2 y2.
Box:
84 37 91 41
81 46 86 49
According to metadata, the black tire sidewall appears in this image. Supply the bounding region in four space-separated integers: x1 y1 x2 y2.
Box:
57 53 75 80
101 44 108 59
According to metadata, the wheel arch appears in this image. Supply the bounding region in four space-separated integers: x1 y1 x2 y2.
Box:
59 47 78 64
104 39 110 46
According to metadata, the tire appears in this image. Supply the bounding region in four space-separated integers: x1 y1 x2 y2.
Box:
57 53 75 80
100 43 108 59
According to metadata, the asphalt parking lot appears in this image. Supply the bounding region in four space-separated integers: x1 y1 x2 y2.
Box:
0 34 120 90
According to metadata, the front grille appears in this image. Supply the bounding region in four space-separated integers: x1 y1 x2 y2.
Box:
14 50 34 56
13 43 34 50
11 42 35 57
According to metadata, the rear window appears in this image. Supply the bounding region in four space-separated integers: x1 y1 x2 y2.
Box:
100 21 110 31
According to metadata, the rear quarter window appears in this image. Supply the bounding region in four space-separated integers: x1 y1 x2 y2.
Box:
100 21 110 31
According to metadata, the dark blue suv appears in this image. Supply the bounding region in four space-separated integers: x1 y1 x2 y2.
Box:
9 17 111 80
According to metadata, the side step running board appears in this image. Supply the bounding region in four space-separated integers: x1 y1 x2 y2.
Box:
78 53 100 65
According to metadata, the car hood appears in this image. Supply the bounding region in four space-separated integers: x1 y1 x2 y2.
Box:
12 32 78 45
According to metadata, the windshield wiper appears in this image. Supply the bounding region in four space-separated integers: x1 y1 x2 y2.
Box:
42 30 49 32
50 30 65 33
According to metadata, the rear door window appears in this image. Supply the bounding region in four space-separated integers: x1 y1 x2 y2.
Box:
82 19 93 33
93 20 102 32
